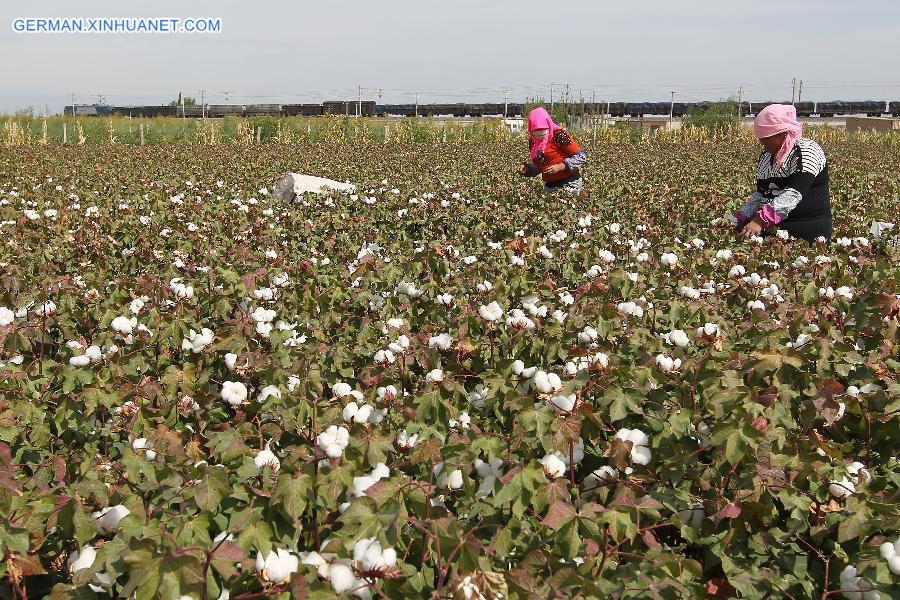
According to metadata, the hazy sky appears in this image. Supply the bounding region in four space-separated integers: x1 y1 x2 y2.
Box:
2 0 899 113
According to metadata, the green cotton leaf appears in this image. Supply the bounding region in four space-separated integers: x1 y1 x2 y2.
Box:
600 510 637 544
837 510 868 543
541 501 577 530
271 473 311 520
493 476 523 506
121 540 162 600
194 466 230 511
557 521 582 560
492 526 514 559
802 281 819 304
725 429 746 465
605 387 634 423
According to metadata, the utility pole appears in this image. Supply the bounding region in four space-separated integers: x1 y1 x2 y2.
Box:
669 91 675 123
357 84 361 118
200 90 206 118
181 92 185 118
737 85 743 118
503 89 509 119
549 82 555 108
798 80 803 104
565 83 570 105
791 78 796 105
70 93 75 116
414 92 418 117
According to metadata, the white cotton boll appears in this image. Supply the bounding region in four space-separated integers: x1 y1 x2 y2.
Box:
728 265 746 278
578 326 598 346
660 252 678 267
329 563 357 594
747 300 766 311
317 425 350 458
333 382 353 398
111 316 137 334
478 301 504 322
598 249 616 263
847 462 872 484
616 301 643 318
589 466 618 485
438 468 464 490
428 333 454 350
715 249 733 262
224 353 237 371
394 281 423 298
0 306 14 326
829 477 856 498
533 371 562 395
540 454 567 479
67 545 97 574
397 430 419 450
437 293 454 306
584 264 603 278
374 349 396 364
668 329 690 347
254 441 280 471
614 428 652 464
256 549 299 584
425 369 445 384
85 345 102 361
559 291 575 306
377 385 397 402
880 542 897 559
92 504 130 534
69 354 91 367
539 245 554 259
655 354 676 372
342 402 360 422
221 381 248 406
257 385 281 402
548 394 576 413
888 555 900 575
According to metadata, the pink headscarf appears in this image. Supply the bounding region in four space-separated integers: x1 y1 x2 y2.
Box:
754 104 803 170
527 107 560 162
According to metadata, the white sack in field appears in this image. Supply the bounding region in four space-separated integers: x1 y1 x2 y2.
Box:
273 173 355 200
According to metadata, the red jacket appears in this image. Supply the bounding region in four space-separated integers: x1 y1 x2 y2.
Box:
528 129 583 183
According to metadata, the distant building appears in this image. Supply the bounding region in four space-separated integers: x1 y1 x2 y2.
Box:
503 118 523 133
845 117 900 133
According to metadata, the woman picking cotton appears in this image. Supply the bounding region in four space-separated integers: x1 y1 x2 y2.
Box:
517 107 587 196
734 104 831 243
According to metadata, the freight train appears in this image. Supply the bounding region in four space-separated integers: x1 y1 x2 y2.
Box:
64 100 900 119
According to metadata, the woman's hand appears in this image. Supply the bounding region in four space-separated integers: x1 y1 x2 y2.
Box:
543 163 567 175
740 218 764 238
517 164 528 175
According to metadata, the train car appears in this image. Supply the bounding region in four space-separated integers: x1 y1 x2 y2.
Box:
242 104 283 116
112 105 178 118
890 102 900 117
64 104 114 116
793 102 814 117
282 104 324 117
204 104 244 117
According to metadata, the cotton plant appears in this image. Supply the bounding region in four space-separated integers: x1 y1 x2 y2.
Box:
317 425 351 459
614 428 652 465
255 548 299 585
828 462 872 499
